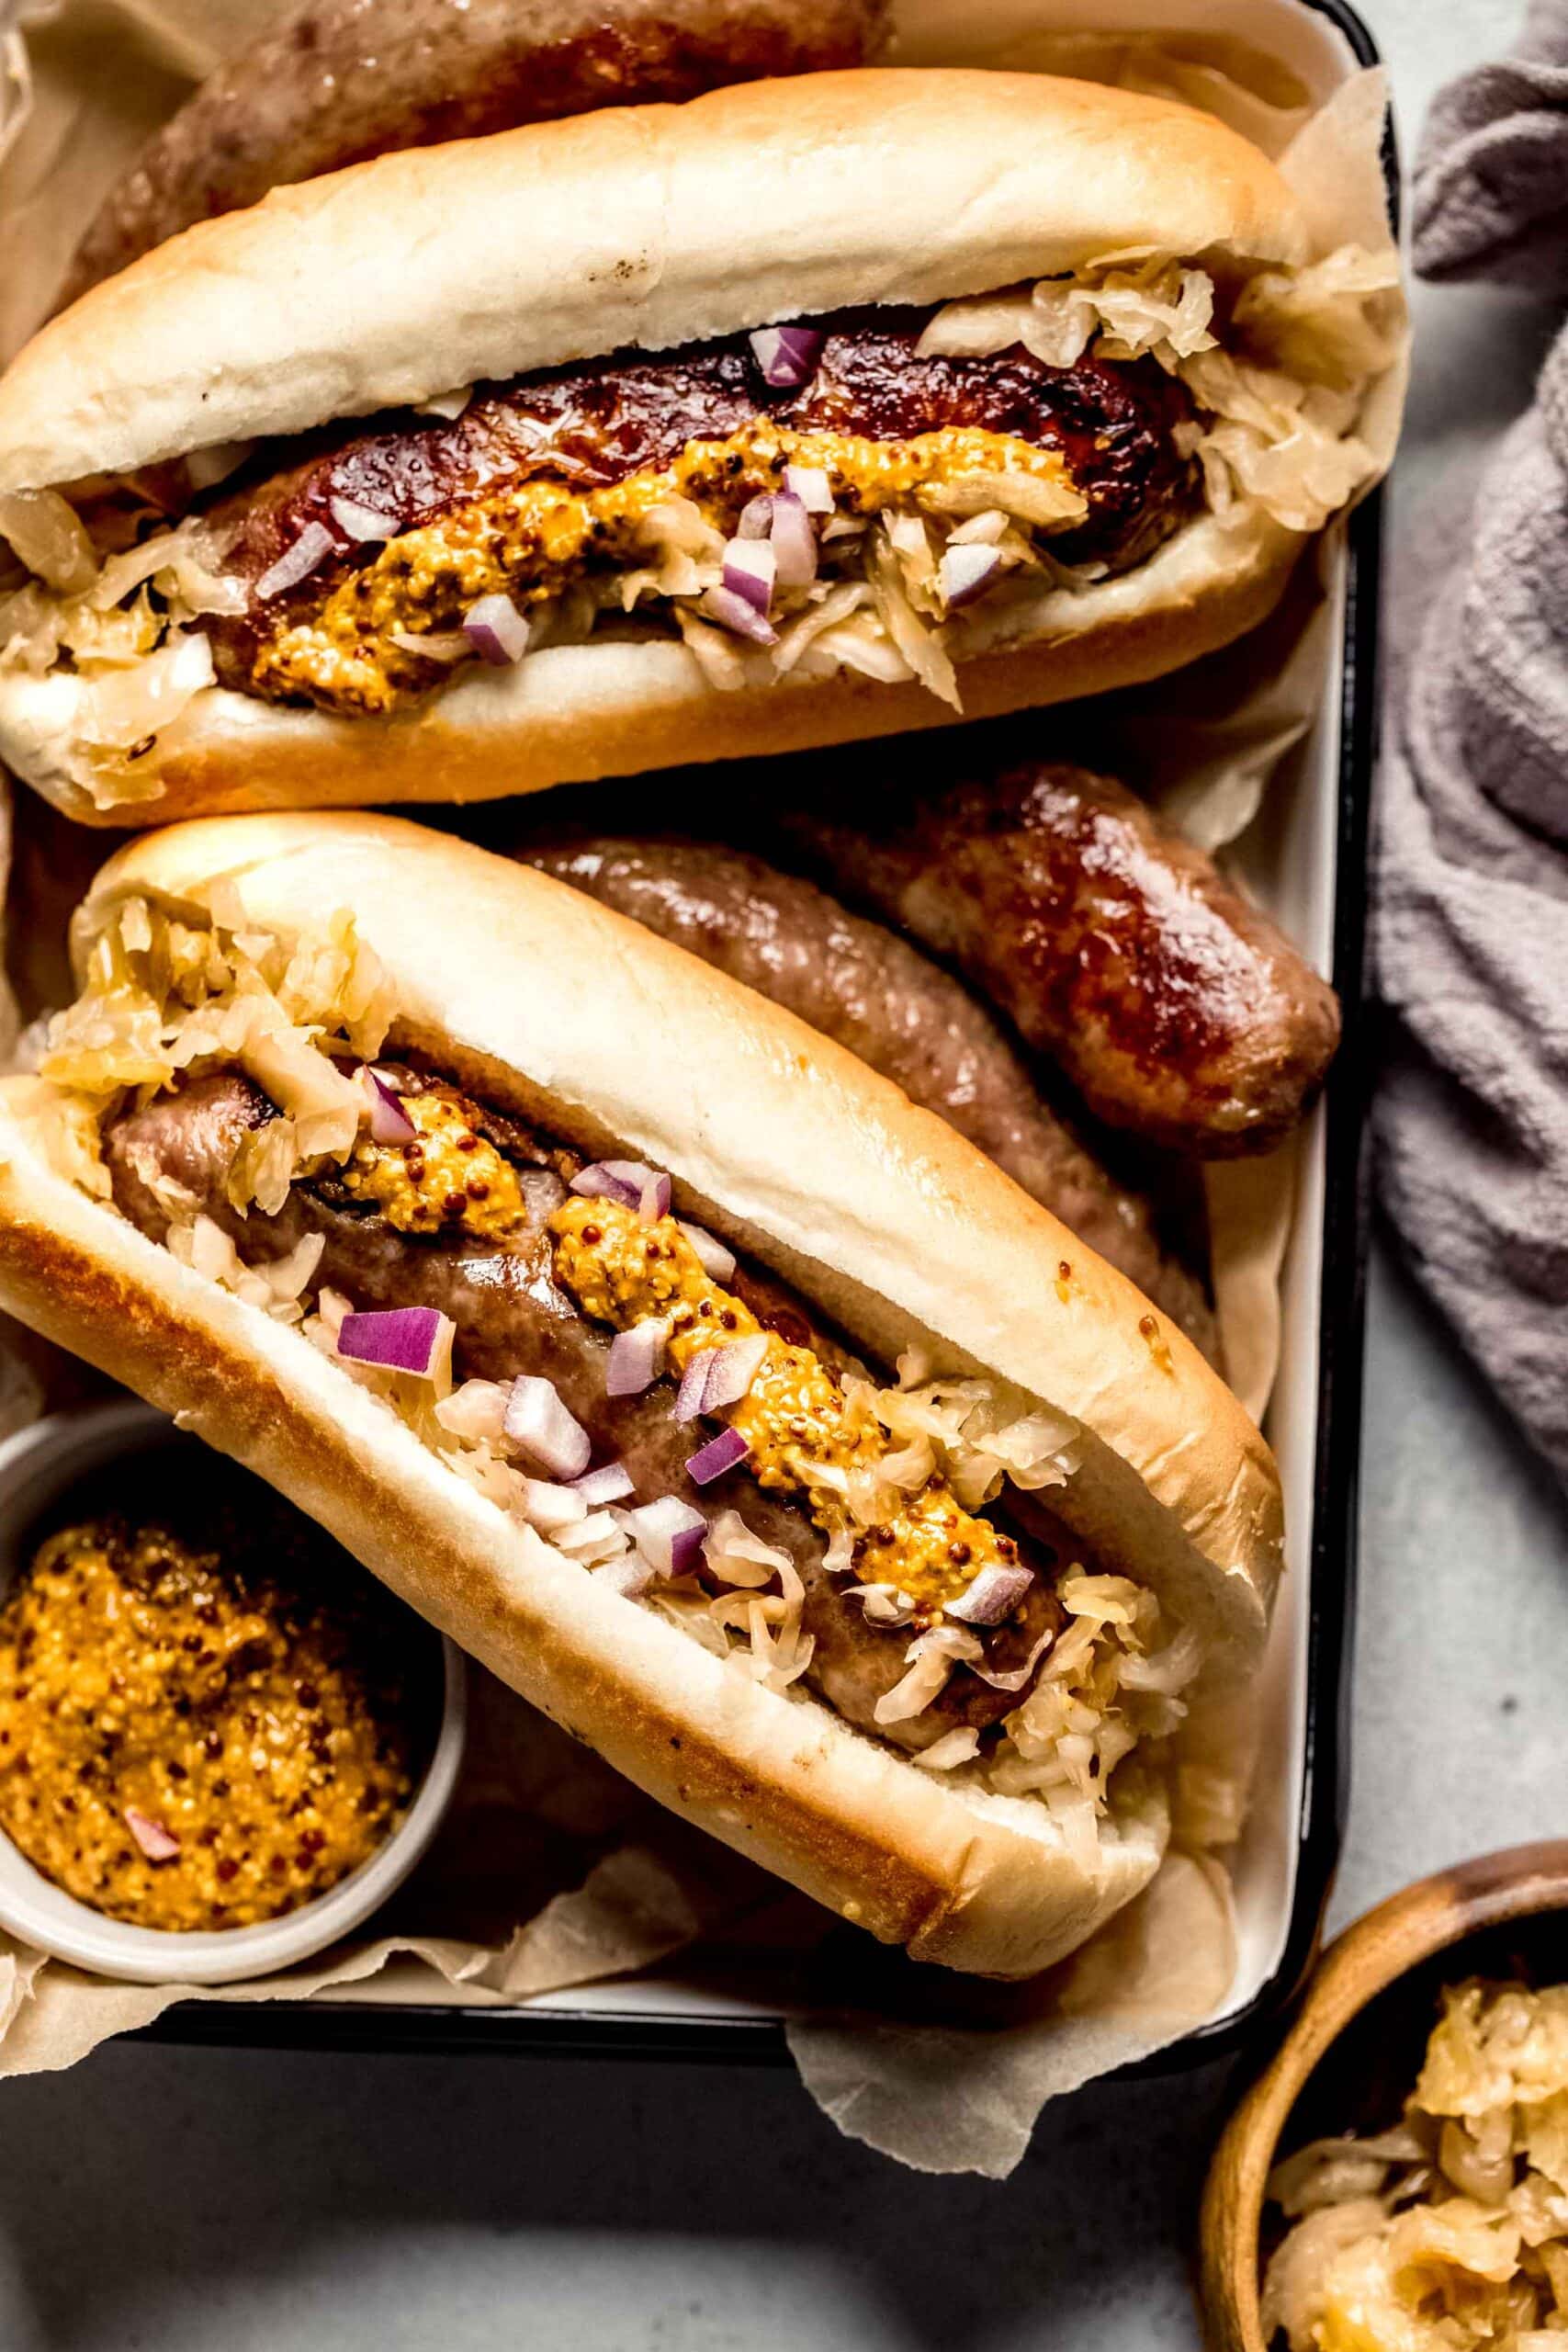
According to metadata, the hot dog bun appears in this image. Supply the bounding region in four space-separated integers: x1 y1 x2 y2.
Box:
0 72 1305 489
1 507 1298 827
0 68 1336 823
0 813 1280 1975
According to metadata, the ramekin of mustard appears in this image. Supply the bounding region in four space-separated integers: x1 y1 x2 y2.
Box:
0 1403 465 1984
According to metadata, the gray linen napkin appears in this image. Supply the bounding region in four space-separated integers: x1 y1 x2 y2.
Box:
1376 1 1568 1490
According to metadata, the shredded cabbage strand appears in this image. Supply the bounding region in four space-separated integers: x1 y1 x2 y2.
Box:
1263 1980 1568 2352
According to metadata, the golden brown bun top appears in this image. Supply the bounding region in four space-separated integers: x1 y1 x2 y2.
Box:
0 68 1310 493
75 809 1283 1668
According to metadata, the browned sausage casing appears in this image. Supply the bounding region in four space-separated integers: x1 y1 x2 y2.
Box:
101 1066 1070 1749
779 763 1342 1158
520 836 1220 1361
61 0 890 305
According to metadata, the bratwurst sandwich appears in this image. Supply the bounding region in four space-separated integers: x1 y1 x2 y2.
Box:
0 814 1280 1973
0 68 1398 822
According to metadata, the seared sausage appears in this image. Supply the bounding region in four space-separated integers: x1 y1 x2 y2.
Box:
103 1069 1066 1747
520 836 1219 1361
778 762 1342 1157
60 0 891 305
197 325 1195 710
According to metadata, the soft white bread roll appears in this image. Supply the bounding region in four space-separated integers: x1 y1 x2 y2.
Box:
0 815 1281 1973
0 69 1350 824
0 507 1298 828
0 72 1306 490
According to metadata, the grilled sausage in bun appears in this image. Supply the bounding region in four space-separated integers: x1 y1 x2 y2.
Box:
0 812 1281 1974
0 68 1397 822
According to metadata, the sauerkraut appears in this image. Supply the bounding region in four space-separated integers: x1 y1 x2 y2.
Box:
920 246 1398 537
23 899 1205 1826
1262 1979 1568 2352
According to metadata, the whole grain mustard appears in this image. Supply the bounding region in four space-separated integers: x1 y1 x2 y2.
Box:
0 1513 429 1933
549 1193 1023 1615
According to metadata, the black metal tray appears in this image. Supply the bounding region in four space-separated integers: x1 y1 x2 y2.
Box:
138 0 1392 2073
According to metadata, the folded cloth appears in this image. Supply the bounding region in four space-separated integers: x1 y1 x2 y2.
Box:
1376 0 1568 1492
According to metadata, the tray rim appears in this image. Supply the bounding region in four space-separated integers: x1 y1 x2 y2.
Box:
134 0 1390 2074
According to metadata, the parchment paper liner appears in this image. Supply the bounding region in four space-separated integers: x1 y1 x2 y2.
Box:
0 0 1405 2174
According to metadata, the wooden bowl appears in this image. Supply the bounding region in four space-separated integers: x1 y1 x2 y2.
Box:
1200 1841 1568 2352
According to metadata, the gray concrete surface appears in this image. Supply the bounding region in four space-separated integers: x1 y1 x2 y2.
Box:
1 3 1565 2344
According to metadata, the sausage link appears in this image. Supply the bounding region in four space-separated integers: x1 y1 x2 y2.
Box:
102 1069 1063 1747
520 836 1220 1361
777 762 1342 1158
60 0 889 305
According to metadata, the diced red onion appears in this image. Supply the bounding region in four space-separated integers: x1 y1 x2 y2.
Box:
674 1331 770 1422
749 325 825 389
330 494 401 543
504 1374 592 1478
736 494 774 540
637 1170 672 1226
939 543 1004 610
571 1159 659 1211
698 585 778 646
605 1320 667 1397
574 1460 636 1507
768 492 818 591
519 1478 590 1532
463 592 530 666
623 1496 706 1578
722 538 776 616
338 1306 453 1379
359 1063 415 1145
677 1220 736 1283
686 1427 751 1487
255 520 335 600
783 464 834 514
945 1563 1035 1626
125 1807 180 1861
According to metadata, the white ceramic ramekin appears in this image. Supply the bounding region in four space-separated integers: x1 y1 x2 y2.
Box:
0 1400 465 1984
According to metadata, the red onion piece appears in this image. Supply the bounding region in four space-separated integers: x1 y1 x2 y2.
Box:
125 1807 180 1861
749 325 825 389
637 1170 672 1226
359 1064 416 1145
623 1496 706 1578
945 1564 1035 1626
504 1374 592 1478
698 585 777 647
769 492 818 591
939 543 1004 610
674 1332 770 1422
605 1320 667 1397
737 494 774 540
255 519 335 600
571 1160 659 1211
463 592 529 666
338 1306 453 1379
574 1461 636 1507
722 538 776 616
677 1220 736 1283
783 464 834 514
330 494 400 543
686 1427 751 1487
702 1332 770 1412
